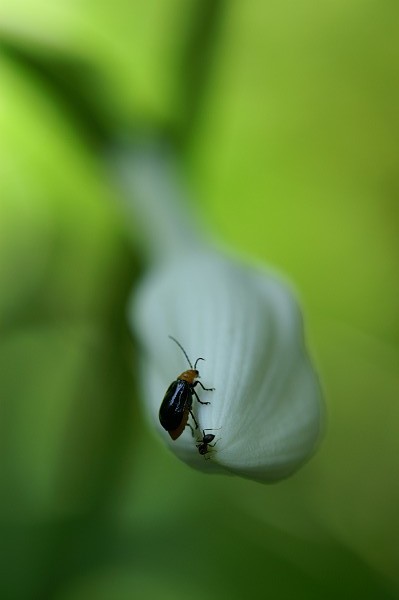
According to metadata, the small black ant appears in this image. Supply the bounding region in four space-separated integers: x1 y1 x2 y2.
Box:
196 428 221 459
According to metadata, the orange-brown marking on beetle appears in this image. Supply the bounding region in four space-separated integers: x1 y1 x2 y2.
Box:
177 369 198 384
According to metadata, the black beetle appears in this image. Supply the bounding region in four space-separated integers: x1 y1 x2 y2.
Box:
159 336 214 440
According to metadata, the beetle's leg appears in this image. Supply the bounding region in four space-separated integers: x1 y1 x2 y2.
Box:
189 409 199 429
193 380 215 392
192 388 210 406
185 422 195 437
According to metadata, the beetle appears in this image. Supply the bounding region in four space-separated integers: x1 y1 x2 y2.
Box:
196 428 221 459
159 336 214 440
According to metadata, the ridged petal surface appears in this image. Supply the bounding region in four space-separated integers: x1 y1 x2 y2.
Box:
131 249 324 482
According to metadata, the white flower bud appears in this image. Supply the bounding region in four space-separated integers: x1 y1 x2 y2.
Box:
114 140 324 483
131 248 324 482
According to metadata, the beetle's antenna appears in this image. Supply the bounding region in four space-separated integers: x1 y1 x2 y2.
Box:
168 335 193 369
194 357 205 369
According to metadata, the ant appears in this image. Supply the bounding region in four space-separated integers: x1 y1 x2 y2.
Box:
196 428 221 459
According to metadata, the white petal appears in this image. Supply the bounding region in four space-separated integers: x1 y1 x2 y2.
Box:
130 249 324 483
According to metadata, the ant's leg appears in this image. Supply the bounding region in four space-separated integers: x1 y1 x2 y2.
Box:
192 389 210 406
208 441 219 448
208 437 222 449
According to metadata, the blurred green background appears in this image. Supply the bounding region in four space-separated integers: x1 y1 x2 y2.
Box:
1 1 398 599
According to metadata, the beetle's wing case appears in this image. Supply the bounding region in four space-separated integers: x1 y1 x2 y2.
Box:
169 407 190 440
159 379 192 431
